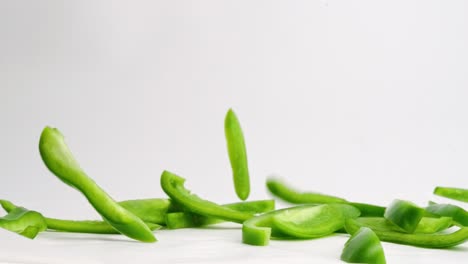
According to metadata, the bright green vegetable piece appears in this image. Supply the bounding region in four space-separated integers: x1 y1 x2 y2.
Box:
118 198 172 225
0 199 161 234
345 218 468 248
434 186 468 203
39 127 156 242
355 217 453 234
44 219 160 234
242 207 298 246
272 204 345 238
348 202 386 217
0 207 47 239
341 227 386 264
242 204 360 246
384 199 424 233
225 109 250 201
266 177 386 216
166 199 275 229
266 177 347 204
160 170 253 223
426 202 468 226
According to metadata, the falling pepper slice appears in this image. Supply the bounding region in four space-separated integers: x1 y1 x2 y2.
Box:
225 109 250 201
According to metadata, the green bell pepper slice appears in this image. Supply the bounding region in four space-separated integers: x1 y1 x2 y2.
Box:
345 218 468 248
266 177 347 204
243 204 360 246
0 199 161 234
39 127 156 242
434 186 468 203
225 109 250 201
266 177 386 216
271 204 345 239
426 202 468 226
160 170 253 223
166 199 275 229
0 206 47 239
355 217 452 234
384 199 425 233
341 227 386 264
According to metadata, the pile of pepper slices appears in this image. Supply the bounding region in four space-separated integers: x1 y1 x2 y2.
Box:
1 108 468 264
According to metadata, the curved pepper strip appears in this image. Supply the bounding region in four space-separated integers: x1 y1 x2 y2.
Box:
0 206 47 239
118 198 172 225
39 127 156 242
243 204 360 246
0 199 161 234
341 227 386 264
271 204 346 239
166 199 275 229
225 108 250 201
266 177 386 216
426 202 468 226
160 170 253 223
266 177 347 204
345 218 468 248
242 207 296 246
434 186 468 203
355 217 453 234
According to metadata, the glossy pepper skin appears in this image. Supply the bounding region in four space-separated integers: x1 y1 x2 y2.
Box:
384 199 425 233
345 218 468 248
160 170 253 223
0 199 161 234
434 186 468 203
0 206 47 239
354 217 453 234
266 177 386 216
341 227 386 264
242 204 360 246
426 202 468 226
225 109 250 200
165 199 275 229
39 127 156 242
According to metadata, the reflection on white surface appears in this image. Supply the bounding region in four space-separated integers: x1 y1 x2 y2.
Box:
1 224 467 264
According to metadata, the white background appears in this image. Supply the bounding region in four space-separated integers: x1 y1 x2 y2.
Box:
1 0 468 263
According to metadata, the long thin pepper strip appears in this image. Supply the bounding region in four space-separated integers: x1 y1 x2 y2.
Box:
225 109 250 200
39 127 156 242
